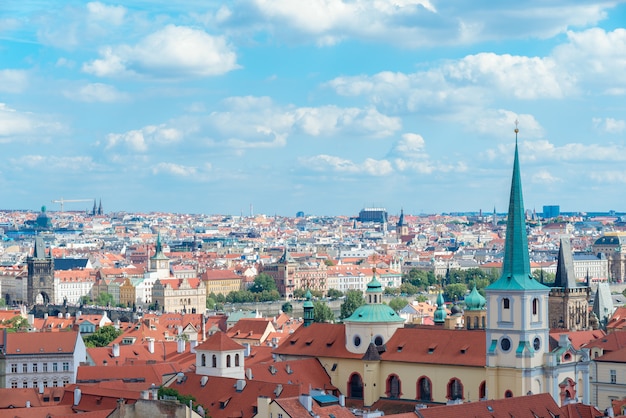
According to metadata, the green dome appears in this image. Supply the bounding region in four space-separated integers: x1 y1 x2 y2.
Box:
303 289 313 308
464 286 486 311
345 303 404 323
366 276 383 293
433 292 447 324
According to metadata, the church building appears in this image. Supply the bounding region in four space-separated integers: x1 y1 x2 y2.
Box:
274 125 592 407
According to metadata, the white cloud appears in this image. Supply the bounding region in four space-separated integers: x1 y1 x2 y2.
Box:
486 139 626 164
443 53 572 100
64 83 129 103
10 155 96 171
0 70 28 93
152 162 197 177
86 2 126 26
592 117 626 134
548 28 626 96
0 103 63 141
83 25 240 78
531 170 561 184
590 171 626 184
106 125 182 152
299 154 393 176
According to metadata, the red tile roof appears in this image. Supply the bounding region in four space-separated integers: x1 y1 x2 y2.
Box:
4 330 79 355
414 393 562 418
196 331 244 352
248 358 334 390
274 396 356 418
382 327 486 367
273 323 362 360
171 374 303 418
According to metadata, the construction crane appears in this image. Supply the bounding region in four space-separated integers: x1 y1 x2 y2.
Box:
51 198 93 212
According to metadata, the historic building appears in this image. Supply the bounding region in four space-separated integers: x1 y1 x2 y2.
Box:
592 234 626 282
0 331 86 389
262 249 327 298
27 236 55 305
274 127 592 408
548 237 590 331
152 277 206 314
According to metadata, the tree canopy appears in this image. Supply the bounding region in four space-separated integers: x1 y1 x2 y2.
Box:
388 297 408 312
250 273 278 293
313 301 335 323
340 290 365 319
83 325 123 348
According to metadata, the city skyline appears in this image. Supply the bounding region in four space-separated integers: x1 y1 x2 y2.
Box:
2 1 626 216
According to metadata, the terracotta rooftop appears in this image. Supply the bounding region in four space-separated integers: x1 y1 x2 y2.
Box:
196 331 244 352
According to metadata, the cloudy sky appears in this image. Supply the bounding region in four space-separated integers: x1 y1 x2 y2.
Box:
2 1 626 216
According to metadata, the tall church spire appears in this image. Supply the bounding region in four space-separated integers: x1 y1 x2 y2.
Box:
487 122 546 291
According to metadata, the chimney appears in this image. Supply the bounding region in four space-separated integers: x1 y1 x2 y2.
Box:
298 394 313 412
73 387 82 406
339 394 345 407
190 340 198 354
28 314 34 325
112 343 120 358
243 343 251 357
246 368 253 380
177 338 185 353
148 339 155 354
44 313 48 319
236 379 246 392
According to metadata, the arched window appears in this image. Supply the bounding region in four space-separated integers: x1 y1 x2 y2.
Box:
503 298 510 309
212 354 217 368
235 353 240 367
532 298 538 315
505 390 513 398
226 355 231 367
386 374 401 399
417 376 432 401
447 378 463 400
479 381 486 399
474 316 479 329
348 373 363 399
201 354 206 367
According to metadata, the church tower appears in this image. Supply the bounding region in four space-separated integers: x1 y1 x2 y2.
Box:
549 237 590 330
396 209 408 237
485 123 550 399
27 236 55 305
149 233 170 279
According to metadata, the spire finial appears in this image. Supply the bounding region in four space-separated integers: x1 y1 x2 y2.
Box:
514 119 519 142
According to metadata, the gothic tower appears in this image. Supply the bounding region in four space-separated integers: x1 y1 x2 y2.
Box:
485 124 550 399
548 237 590 330
27 236 55 305
396 209 408 236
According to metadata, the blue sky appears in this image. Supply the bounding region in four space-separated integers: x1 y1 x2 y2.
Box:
2 1 626 216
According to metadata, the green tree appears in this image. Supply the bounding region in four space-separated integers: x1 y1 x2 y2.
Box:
3 315 29 332
83 325 123 348
250 273 278 293
96 292 114 307
313 301 335 322
206 296 216 309
399 282 421 295
388 297 408 312
157 387 199 410
340 290 365 319
293 288 306 299
416 294 428 303
324 259 335 266
281 302 293 313
531 270 556 284
326 288 344 299
444 283 468 301
384 287 400 296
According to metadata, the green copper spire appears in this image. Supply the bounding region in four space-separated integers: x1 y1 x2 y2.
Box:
434 292 447 324
487 122 547 291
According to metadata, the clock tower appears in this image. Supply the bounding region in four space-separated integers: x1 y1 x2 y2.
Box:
149 233 170 279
